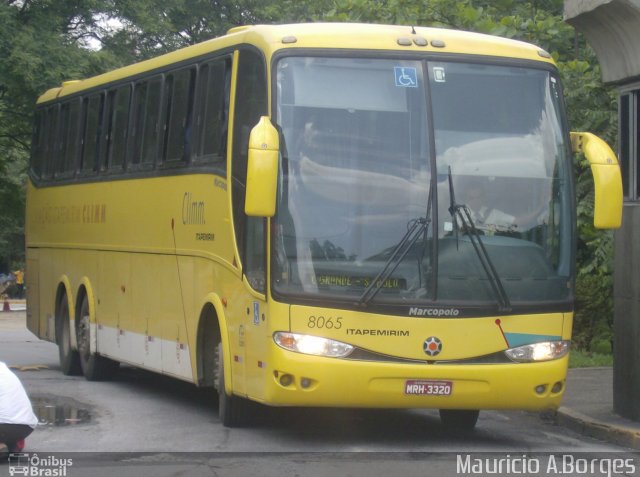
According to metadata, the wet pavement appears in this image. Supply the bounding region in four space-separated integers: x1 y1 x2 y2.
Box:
31 395 92 427
2 308 639 456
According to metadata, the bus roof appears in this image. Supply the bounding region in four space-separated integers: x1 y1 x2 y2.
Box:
37 22 555 104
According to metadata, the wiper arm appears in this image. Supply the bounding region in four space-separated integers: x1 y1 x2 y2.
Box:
447 168 512 312
357 216 429 307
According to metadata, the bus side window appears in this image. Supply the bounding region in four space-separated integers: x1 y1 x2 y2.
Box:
60 99 81 177
231 48 268 293
30 110 45 179
141 76 163 167
54 100 80 178
104 85 131 172
56 102 70 177
193 56 230 167
43 106 59 180
130 81 148 168
81 94 103 175
164 68 195 164
101 91 114 171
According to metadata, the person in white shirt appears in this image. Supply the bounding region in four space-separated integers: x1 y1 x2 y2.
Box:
0 361 38 453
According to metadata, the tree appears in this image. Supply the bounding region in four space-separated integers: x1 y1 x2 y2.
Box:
0 0 125 271
95 0 333 61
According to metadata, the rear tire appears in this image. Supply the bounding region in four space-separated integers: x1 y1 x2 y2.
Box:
76 294 119 381
216 342 249 427
439 409 480 431
57 297 81 376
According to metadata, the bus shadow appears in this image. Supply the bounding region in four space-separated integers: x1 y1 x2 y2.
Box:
112 365 516 449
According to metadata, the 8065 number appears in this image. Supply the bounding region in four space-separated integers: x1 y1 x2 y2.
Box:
307 316 343 330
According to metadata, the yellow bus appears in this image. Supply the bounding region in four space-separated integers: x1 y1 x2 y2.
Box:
26 23 622 429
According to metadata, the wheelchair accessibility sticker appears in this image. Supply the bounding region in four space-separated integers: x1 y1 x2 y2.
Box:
394 67 418 87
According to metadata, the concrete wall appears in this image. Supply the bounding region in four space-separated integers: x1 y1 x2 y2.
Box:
613 207 640 421
565 0 640 84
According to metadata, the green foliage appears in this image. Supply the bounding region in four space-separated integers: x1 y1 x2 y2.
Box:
569 349 613 368
573 271 613 351
0 156 25 272
0 0 128 271
100 0 335 61
0 0 620 348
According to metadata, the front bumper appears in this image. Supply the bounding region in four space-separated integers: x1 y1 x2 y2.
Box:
258 345 568 411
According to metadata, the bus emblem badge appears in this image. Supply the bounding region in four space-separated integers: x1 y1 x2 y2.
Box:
423 337 442 357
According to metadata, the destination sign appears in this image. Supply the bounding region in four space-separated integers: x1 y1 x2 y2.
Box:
315 275 406 290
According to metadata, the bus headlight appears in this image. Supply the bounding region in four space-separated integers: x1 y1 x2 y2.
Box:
273 332 354 358
504 340 570 363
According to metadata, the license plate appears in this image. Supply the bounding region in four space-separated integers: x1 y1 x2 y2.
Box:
405 380 453 396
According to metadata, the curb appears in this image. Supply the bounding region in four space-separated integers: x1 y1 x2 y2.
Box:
556 406 640 450
1 299 26 312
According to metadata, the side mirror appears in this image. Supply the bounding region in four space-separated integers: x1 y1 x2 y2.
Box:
245 116 279 217
570 132 622 229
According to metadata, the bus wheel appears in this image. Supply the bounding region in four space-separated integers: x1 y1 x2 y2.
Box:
439 409 480 431
56 297 81 376
215 342 248 427
76 295 119 381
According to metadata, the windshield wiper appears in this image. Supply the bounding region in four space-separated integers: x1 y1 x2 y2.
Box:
357 215 430 307
447 167 511 312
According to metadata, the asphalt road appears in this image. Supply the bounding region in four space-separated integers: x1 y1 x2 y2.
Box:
1 311 637 477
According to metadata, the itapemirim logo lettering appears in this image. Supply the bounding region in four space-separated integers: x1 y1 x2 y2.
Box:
8 453 73 476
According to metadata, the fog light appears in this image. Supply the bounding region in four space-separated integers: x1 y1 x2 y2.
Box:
279 374 294 387
300 378 311 389
551 381 563 393
535 385 547 395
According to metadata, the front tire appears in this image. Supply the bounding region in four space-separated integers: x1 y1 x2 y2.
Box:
76 295 119 381
439 409 480 431
57 297 81 376
216 342 249 427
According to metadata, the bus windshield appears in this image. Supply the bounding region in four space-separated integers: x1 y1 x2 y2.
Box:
272 56 573 310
